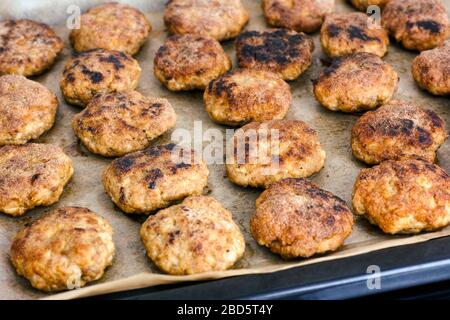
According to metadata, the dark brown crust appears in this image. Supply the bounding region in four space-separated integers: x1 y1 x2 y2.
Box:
10 206 114 292
320 12 389 58
412 40 450 95
382 0 450 51
313 52 398 112
251 178 354 258
226 120 326 188
70 3 151 55
351 99 448 164
102 144 209 214
153 34 231 91
204 69 291 126
72 91 177 157
0 19 63 76
235 28 314 81
352 158 450 234
60 49 141 107
262 0 335 33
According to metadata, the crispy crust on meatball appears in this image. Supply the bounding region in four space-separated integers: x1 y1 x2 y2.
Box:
352 158 450 234
226 120 326 188
382 0 450 51
0 75 58 145
320 12 390 58
164 0 249 41
0 144 73 216
102 144 209 214
72 91 176 157
351 99 448 164
313 53 398 113
70 3 151 55
60 49 141 107
153 34 231 91
10 207 115 292
412 40 450 95
204 69 291 126
236 29 314 81
349 0 390 11
262 0 335 33
251 178 353 258
0 19 63 77
140 195 245 275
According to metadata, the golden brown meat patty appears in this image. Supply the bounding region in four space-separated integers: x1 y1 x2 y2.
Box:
382 0 450 51
226 120 326 188
412 40 450 96
353 158 450 234
349 0 390 11
153 34 231 91
204 69 291 126
0 143 73 216
164 0 249 41
313 53 398 113
351 100 448 165
140 195 245 275
262 0 335 33
72 91 177 157
251 178 353 258
320 12 390 58
10 206 115 292
60 49 141 107
0 19 63 77
236 29 314 81
0 75 58 145
103 144 209 214
70 3 151 55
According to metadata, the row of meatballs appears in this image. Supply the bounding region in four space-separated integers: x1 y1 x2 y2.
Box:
0 0 449 293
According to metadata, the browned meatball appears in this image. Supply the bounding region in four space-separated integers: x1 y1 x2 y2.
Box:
236 29 314 81
382 0 450 51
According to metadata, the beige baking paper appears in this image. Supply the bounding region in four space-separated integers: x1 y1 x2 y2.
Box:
0 0 449 300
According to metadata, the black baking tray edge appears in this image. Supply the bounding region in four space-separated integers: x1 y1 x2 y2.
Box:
93 236 450 300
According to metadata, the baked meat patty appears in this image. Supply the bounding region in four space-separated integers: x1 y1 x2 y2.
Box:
251 178 353 258
351 99 448 164
0 19 63 76
102 144 209 214
226 120 326 188
10 206 115 292
0 143 73 216
382 0 450 51
262 0 335 33
204 69 291 126
320 12 389 58
70 3 151 55
353 158 450 234
60 49 141 107
313 52 398 113
412 39 450 95
140 195 245 275
235 29 314 81
153 34 231 91
72 91 176 157
0 75 58 145
163 0 249 41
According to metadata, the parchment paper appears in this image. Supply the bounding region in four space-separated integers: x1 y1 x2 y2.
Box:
0 0 449 300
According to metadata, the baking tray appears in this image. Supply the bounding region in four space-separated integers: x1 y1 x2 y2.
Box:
0 0 449 300
96 237 450 300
